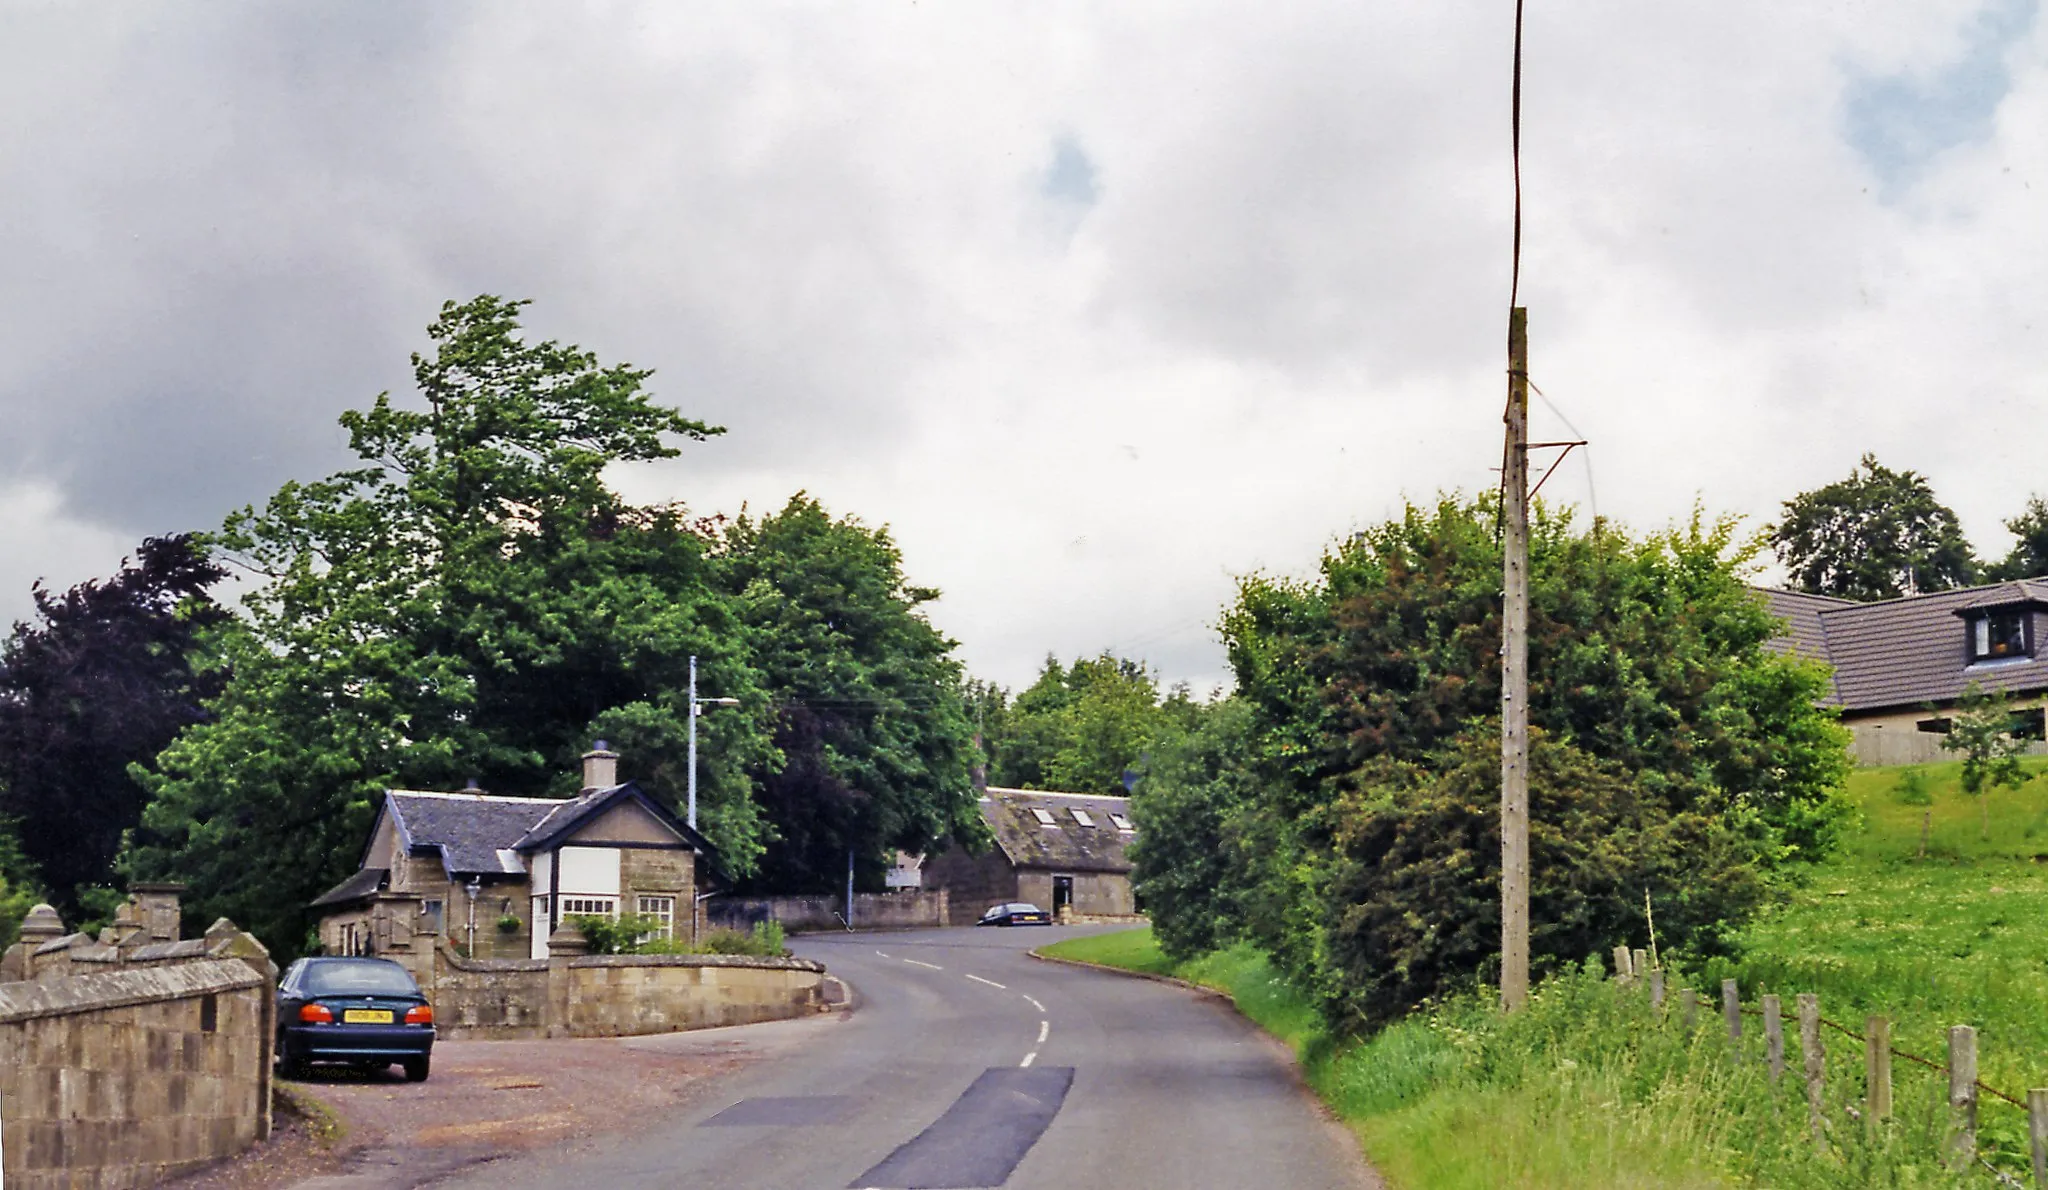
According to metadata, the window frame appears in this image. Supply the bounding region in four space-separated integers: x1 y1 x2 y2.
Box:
1030 808 1059 826
636 895 677 940
1971 610 2031 661
1070 808 1096 828
559 895 619 919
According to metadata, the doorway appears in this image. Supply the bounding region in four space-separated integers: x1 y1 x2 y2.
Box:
1052 875 1074 916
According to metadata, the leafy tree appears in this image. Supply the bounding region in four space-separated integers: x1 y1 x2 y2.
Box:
1893 767 1933 859
131 297 774 953
1986 496 2048 582
1136 495 1849 1025
1127 698 1262 958
715 495 980 893
0 818 43 949
1940 683 2034 840
0 535 226 914
989 652 1193 793
1772 454 1976 600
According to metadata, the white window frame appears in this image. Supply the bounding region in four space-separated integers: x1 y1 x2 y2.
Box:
1110 813 1135 832
1031 808 1059 826
559 895 619 919
1070 809 1096 827
637 895 677 940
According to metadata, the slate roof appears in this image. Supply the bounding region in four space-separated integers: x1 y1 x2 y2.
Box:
310 867 391 908
512 782 722 864
981 787 1136 875
386 790 561 878
1759 580 2048 713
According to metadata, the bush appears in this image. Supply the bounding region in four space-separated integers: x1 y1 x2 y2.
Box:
568 914 788 957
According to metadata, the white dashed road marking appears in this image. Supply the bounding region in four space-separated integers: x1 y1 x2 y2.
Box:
1037 1020 1048 1044
1020 1052 1038 1068
1023 995 1046 1012
874 950 890 958
904 959 943 970
966 974 1006 989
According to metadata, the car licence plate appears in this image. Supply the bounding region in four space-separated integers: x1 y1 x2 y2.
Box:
343 1009 394 1024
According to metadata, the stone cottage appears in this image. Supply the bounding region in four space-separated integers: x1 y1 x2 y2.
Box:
310 743 720 962
920 787 1140 926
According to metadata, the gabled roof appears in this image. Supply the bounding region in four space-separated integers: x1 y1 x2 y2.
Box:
1759 579 2048 713
513 781 720 863
310 867 391 909
980 787 1135 875
385 790 561 878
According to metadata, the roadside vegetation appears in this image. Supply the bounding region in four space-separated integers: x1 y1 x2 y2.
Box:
569 914 789 958
1062 759 2048 1186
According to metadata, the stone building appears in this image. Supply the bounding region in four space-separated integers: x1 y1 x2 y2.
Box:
1762 578 2048 765
920 787 1140 926
310 743 720 962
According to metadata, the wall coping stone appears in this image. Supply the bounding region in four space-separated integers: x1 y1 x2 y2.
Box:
127 938 214 962
34 932 91 956
568 953 825 973
0 958 265 1024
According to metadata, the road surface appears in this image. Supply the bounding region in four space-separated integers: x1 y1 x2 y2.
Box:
431 925 1373 1189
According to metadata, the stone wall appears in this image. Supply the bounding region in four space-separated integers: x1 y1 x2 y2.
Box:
0 897 275 1190
413 939 826 1041
921 845 1021 926
707 891 950 934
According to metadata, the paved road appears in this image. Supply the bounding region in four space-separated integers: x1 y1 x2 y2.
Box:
431 926 1372 1190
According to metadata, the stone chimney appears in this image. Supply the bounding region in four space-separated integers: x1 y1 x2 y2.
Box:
580 740 619 793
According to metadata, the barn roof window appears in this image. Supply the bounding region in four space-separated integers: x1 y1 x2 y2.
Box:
1071 809 1096 827
1110 813 1134 832
1031 808 1058 826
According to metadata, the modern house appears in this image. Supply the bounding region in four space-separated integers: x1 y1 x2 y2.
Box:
920 786 1140 925
1761 578 2048 765
310 743 720 960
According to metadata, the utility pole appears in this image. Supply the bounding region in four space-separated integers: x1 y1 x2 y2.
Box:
1501 305 1531 1014
688 654 699 830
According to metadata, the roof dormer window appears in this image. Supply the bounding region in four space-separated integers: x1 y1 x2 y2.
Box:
1971 611 2030 661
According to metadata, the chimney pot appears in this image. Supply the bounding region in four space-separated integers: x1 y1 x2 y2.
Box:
580 742 620 793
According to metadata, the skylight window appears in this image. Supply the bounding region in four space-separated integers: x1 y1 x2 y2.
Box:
1071 809 1096 827
1031 808 1058 826
1110 813 1134 832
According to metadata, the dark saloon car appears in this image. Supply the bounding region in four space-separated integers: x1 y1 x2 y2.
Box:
276 956 436 1081
977 902 1052 927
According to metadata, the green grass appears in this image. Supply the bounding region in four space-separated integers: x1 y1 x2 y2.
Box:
1045 760 2048 1187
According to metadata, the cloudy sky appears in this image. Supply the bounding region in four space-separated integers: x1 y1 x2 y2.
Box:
2 1 2042 693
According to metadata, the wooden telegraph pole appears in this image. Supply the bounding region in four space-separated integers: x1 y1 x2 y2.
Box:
1501 306 1531 1013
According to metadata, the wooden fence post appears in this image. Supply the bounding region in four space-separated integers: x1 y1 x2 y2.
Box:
1648 967 1665 1009
1865 1015 1891 1131
1762 994 1785 1086
1722 979 1742 1058
1680 988 1698 1031
2027 1087 2048 1187
1613 945 1633 982
1798 993 1825 1149
1949 1025 1977 1168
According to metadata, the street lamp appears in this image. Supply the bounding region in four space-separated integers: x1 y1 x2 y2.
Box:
687 654 741 830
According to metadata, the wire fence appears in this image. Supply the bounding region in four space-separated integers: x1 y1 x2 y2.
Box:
1610 943 2047 1186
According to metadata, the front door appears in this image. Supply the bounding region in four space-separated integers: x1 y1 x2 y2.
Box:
530 897 550 960
1052 875 1074 916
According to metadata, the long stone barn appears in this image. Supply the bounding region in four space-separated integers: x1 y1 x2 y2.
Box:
920 787 1141 926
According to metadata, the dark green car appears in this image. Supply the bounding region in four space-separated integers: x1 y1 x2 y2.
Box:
276 957 436 1081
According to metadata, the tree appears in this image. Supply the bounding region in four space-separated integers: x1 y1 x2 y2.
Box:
1772 454 1976 600
1986 496 2048 582
1940 683 2034 840
715 495 980 893
1134 495 1849 1025
0 535 226 914
1127 698 1262 958
988 652 1193 793
0 818 43 949
131 297 775 952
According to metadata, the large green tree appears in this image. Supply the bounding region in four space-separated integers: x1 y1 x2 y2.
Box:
1135 496 1849 1023
1986 495 2048 582
1772 454 1976 600
716 495 980 893
131 297 774 951
987 652 1198 793
0 535 226 915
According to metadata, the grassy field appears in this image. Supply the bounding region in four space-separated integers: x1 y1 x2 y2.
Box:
1045 758 2048 1187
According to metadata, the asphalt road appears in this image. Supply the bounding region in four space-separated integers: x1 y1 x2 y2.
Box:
430 925 1373 1190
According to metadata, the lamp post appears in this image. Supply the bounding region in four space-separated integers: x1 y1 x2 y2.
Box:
687 654 741 830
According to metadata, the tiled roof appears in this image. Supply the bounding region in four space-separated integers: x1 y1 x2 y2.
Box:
981 787 1135 875
310 867 390 908
387 790 560 878
1758 580 2048 713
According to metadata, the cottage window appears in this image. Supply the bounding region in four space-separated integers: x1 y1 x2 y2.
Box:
422 900 444 935
1070 809 1096 827
637 895 676 940
1972 612 2029 660
1030 808 1059 826
560 896 619 919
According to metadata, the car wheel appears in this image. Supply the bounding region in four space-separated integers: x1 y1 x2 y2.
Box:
276 1040 308 1081
402 1056 431 1083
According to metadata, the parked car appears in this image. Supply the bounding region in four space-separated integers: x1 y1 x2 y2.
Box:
276 956 436 1081
977 902 1052 927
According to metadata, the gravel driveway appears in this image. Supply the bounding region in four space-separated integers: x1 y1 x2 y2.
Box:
166 1010 849 1190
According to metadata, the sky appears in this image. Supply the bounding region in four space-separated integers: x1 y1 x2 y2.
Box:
1 1 2043 695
